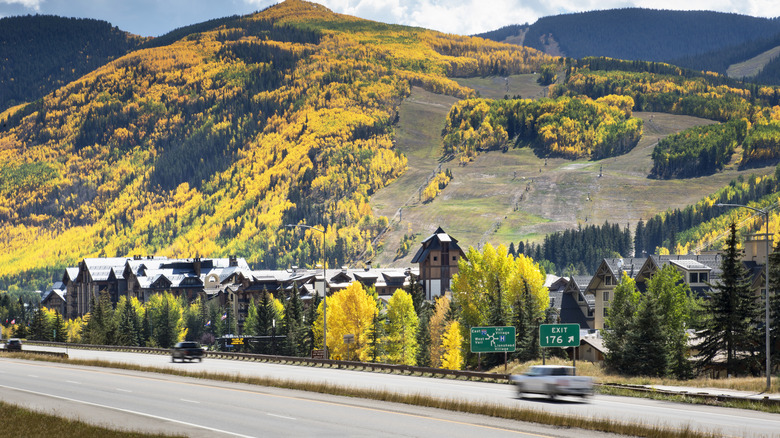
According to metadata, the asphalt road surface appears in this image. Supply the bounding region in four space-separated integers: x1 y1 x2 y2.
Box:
4 346 780 437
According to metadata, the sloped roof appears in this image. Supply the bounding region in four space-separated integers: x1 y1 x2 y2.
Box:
411 227 464 263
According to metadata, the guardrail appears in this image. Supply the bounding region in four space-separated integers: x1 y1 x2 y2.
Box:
0 347 68 359
24 341 510 383
599 382 780 407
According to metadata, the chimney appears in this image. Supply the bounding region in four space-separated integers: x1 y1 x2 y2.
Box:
229 255 238 267
194 257 202 276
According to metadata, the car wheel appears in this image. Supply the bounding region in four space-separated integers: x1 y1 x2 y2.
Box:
547 385 557 400
515 384 524 398
198 357 202 362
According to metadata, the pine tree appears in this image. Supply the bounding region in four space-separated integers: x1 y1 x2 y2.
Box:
697 223 763 376
116 298 140 346
52 310 67 342
603 274 640 374
623 289 668 377
283 285 306 356
29 306 50 341
415 303 432 367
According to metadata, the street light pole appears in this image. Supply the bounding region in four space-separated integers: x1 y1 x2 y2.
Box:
285 224 328 359
716 203 772 391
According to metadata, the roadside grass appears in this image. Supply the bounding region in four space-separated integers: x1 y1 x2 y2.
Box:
0 400 183 438
3 354 720 438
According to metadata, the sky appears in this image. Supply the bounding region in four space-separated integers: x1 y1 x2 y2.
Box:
1 0 779 37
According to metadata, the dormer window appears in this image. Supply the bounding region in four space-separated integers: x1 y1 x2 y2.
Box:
604 275 613 285
689 272 708 284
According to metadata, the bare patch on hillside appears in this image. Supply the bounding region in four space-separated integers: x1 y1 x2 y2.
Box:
727 45 780 79
369 85 774 270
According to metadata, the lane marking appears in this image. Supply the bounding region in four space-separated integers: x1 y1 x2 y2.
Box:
27 374 38 378
267 413 295 420
180 399 200 404
66 380 80 385
115 388 132 393
0 384 253 438
2 362 553 437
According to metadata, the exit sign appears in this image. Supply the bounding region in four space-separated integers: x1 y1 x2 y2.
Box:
539 324 580 348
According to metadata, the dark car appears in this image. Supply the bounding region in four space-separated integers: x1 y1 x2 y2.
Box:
171 341 203 362
6 338 22 351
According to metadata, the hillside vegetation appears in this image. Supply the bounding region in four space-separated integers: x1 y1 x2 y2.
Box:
0 15 145 112
0 0 557 290
479 9 780 62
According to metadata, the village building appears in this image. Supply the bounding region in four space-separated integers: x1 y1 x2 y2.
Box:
411 227 466 300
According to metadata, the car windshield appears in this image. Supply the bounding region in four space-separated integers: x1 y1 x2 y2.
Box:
179 342 198 348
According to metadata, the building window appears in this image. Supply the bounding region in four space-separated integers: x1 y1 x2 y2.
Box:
603 291 609 302
699 272 708 283
452 256 457 261
578 293 583 302
433 256 438 261
549 297 555 307
604 275 613 286
689 272 698 283
603 307 608 317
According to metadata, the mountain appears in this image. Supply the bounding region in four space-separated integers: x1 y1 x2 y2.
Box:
0 0 554 290
475 9 780 82
2 0 780 293
0 15 145 113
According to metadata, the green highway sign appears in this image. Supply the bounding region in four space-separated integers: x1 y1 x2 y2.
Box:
539 323 580 348
470 326 516 353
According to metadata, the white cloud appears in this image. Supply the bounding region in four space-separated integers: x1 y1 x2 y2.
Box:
310 0 780 35
0 0 41 9
2 0 779 37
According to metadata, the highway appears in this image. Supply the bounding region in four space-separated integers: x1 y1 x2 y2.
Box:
2 347 780 437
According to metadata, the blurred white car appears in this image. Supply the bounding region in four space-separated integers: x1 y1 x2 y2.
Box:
510 365 593 399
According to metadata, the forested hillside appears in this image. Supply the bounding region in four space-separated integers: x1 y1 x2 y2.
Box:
0 0 557 291
476 9 780 84
0 15 145 112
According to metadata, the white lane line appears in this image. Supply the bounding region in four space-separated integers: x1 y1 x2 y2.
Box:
66 380 80 385
28 375 39 378
0 384 252 438
116 388 132 393
267 413 296 420
180 399 200 404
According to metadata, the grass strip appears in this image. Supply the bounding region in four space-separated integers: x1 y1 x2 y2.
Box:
0 400 183 438
3 354 720 438
598 385 780 414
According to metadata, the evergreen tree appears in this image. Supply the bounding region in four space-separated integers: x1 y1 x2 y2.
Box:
283 285 306 356
415 303 433 367
603 274 641 373
115 297 141 346
646 265 693 379
29 306 50 341
141 309 151 347
404 273 425 316
697 223 763 376
82 291 115 345
52 310 67 342
622 289 668 376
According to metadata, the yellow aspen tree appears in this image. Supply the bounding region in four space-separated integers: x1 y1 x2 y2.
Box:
440 320 463 370
322 282 377 361
428 295 450 368
386 289 418 365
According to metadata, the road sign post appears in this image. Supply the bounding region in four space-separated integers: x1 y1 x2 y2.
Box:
471 326 516 371
539 323 580 369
